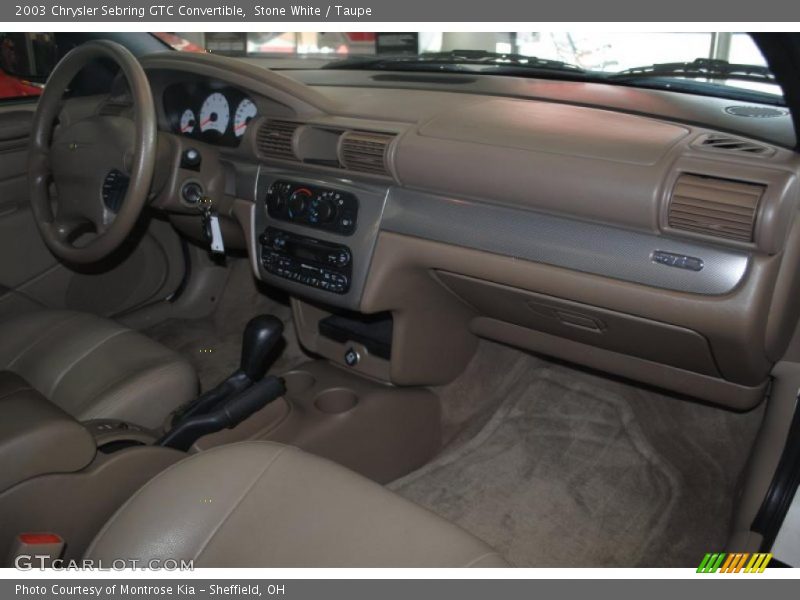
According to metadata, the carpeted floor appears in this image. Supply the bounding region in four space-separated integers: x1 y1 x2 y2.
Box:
391 341 764 568
145 258 308 391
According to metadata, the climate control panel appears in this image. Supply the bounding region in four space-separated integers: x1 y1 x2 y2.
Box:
266 180 358 235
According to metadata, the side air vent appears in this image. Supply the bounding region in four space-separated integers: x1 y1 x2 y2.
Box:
256 120 300 161
339 131 395 177
695 133 775 157
668 174 765 243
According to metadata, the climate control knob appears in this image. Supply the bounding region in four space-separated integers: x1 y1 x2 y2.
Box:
309 197 336 224
288 187 313 219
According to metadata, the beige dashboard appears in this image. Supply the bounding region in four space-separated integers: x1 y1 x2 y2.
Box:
137 51 800 411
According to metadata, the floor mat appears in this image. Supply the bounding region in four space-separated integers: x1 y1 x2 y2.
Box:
392 352 763 567
145 258 308 391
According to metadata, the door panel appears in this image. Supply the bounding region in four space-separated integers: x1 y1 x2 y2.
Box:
0 102 185 321
0 105 50 317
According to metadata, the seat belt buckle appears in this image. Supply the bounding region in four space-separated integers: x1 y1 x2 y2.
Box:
6 533 64 569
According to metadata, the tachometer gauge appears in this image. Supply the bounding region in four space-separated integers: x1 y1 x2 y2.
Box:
233 98 257 137
179 109 196 134
198 92 230 136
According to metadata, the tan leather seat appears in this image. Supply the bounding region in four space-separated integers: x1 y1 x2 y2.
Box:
85 442 509 567
0 310 197 429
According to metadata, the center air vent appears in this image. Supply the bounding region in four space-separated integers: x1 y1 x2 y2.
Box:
695 133 775 157
668 174 764 243
256 120 300 161
339 131 395 177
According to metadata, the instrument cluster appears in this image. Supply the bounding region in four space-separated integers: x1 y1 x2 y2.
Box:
163 81 258 147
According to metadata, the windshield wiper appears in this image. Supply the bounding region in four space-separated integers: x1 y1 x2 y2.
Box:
324 50 585 74
609 58 777 85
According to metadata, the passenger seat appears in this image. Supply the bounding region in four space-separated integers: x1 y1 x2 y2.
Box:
85 442 508 567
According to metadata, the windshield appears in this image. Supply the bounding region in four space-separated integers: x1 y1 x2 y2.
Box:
153 32 782 103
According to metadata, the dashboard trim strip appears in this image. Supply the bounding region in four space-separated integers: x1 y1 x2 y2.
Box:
381 189 750 296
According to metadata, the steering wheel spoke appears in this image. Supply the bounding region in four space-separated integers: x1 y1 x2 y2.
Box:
49 216 96 244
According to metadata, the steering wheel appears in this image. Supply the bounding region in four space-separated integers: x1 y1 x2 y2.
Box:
28 40 157 264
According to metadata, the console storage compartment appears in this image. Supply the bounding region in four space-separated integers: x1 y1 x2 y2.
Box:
0 373 185 562
318 310 393 360
292 299 393 381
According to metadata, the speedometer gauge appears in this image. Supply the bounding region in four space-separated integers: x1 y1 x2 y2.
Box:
179 109 196 134
233 98 258 137
199 92 230 136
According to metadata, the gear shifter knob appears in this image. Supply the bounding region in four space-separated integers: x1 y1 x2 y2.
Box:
240 315 284 382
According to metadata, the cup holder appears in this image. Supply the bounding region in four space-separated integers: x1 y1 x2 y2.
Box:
283 371 316 395
314 388 358 414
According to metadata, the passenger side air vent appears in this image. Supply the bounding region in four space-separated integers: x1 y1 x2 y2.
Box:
256 120 300 161
339 131 395 177
695 133 775 157
668 174 765 242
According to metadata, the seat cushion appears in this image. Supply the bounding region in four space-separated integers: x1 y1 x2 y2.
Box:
0 310 197 429
85 441 509 567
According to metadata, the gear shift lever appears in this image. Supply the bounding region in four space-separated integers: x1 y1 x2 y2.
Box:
240 315 284 382
158 315 288 450
166 315 285 428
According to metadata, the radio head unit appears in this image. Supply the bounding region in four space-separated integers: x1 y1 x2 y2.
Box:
259 227 352 294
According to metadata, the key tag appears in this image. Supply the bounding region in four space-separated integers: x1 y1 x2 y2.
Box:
199 196 225 256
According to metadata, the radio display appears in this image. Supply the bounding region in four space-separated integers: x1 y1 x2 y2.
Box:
287 242 319 263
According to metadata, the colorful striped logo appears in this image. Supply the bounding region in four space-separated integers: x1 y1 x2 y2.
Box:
697 553 773 573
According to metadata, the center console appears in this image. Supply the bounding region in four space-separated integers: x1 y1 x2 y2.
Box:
0 393 183 562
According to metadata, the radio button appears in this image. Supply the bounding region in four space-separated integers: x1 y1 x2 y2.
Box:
326 249 351 267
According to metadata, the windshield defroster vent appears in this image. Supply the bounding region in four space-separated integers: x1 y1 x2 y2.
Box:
668 174 764 243
256 120 300 161
724 105 788 119
339 131 395 177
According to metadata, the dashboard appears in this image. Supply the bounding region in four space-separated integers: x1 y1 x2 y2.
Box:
162 80 258 147
138 51 800 413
